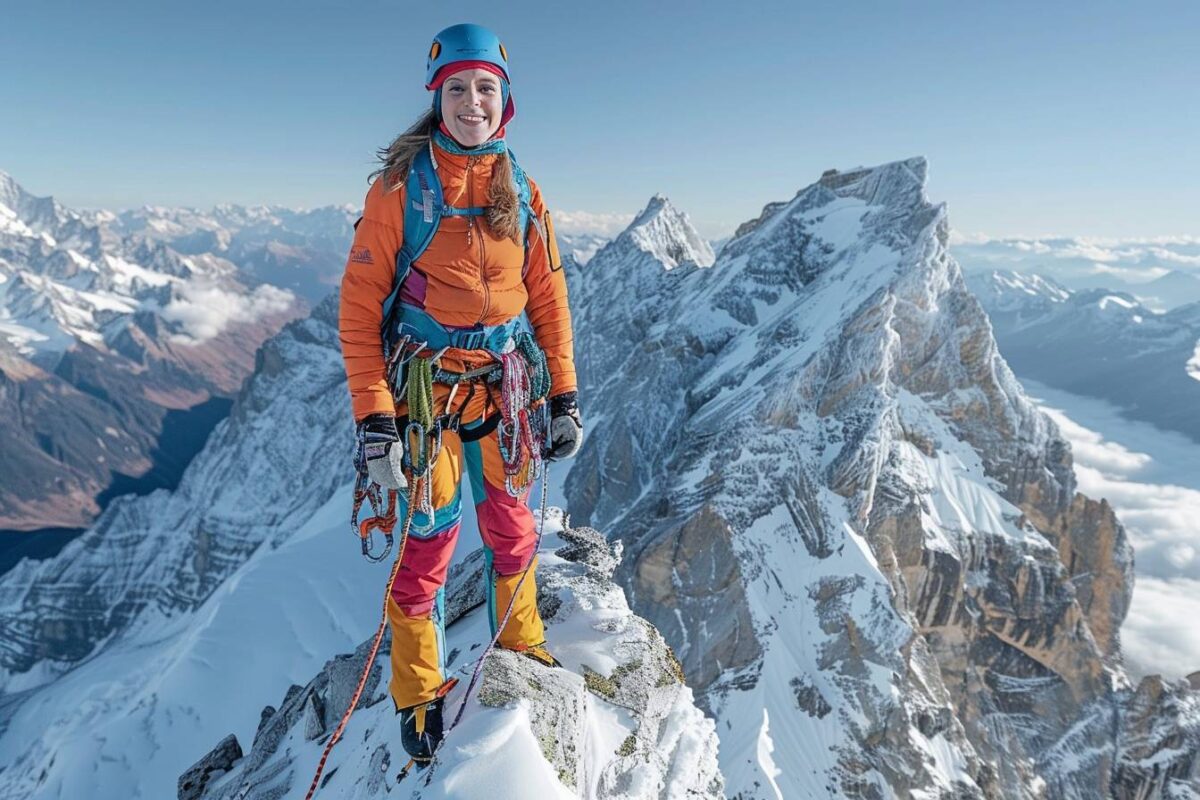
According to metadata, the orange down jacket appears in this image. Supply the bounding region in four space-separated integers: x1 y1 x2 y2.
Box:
338 138 576 421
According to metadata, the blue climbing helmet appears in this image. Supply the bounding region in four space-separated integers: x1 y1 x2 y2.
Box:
425 23 511 87
425 24 515 127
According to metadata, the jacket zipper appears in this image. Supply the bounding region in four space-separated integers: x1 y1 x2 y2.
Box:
466 155 490 323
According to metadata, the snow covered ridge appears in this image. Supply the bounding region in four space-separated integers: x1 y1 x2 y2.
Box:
181 523 723 800
567 156 1200 797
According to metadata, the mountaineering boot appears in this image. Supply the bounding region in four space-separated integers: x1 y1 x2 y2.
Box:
398 695 445 764
396 677 457 766
510 640 562 668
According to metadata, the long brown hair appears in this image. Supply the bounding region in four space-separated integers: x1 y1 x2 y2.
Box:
370 109 522 244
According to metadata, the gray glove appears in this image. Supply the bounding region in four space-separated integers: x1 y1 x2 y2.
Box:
545 392 583 461
354 414 408 491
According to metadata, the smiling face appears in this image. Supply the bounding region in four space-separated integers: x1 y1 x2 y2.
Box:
440 68 504 147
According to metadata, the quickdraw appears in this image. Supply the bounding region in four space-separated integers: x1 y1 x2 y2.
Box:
350 473 397 563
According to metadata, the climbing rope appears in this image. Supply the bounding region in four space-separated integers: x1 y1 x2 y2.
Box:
305 475 424 800
402 357 442 534
496 333 551 497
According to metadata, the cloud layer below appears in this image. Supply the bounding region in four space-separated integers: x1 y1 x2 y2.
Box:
1025 379 1200 681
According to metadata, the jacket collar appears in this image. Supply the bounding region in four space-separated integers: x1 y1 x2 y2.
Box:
432 128 506 162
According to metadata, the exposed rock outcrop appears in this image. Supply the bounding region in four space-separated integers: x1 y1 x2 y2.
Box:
184 523 723 799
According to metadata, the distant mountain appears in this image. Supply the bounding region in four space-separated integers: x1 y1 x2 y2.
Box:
555 231 609 265
1135 269 1200 311
968 269 1200 443
951 236 1200 308
101 202 358 303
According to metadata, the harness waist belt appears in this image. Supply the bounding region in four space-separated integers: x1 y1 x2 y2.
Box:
390 302 523 353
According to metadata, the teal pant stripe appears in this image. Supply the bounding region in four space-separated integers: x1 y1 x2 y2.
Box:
462 438 486 506
433 586 448 680
397 485 463 540
483 546 498 637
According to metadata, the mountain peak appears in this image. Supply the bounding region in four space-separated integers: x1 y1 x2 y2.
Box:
622 194 715 269
814 155 928 206
819 155 927 187
0 170 28 211
724 157 931 242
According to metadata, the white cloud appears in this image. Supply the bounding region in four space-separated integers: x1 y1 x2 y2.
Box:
952 234 1200 291
947 230 993 245
952 233 1200 247
1054 242 1122 262
553 210 634 237
1089 262 1172 283
161 281 295 344
1045 411 1153 475
1121 577 1200 680
1148 247 1200 266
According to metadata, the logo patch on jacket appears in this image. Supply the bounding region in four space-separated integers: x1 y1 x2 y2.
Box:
350 246 374 264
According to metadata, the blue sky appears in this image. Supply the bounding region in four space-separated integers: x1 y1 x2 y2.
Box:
1 0 1196 238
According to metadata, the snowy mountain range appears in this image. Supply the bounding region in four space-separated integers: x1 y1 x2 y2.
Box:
0 170 356 544
0 162 1197 799
968 269 1200 443
97 201 359 303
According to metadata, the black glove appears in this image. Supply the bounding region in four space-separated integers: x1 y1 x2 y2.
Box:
354 414 406 490
545 392 583 461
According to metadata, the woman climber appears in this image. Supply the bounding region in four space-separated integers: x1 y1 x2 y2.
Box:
337 23 582 767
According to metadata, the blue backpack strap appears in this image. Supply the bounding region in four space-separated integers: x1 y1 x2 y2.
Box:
507 148 533 236
381 146 443 342
506 149 543 276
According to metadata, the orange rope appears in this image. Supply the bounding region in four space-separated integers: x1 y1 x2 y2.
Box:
304 477 420 800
